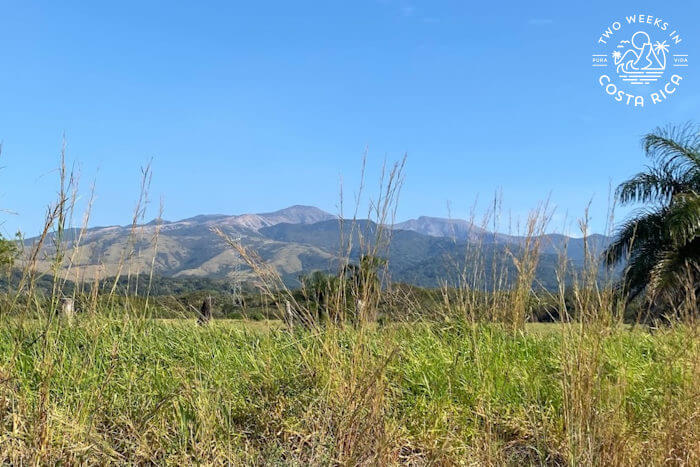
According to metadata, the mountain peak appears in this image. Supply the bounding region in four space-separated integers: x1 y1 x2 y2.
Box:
258 205 336 224
395 216 487 241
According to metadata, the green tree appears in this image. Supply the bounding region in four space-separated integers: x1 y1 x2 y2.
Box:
343 254 386 322
0 234 17 273
604 123 699 314
301 270 336 319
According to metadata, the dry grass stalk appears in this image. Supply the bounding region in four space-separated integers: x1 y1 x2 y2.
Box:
108 160 152 304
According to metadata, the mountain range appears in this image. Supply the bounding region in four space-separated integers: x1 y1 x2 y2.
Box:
23 205 612 289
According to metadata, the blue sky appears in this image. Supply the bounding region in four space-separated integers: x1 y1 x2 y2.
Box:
0 0 697 237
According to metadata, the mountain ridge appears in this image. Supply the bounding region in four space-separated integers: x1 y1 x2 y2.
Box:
21 205 611 288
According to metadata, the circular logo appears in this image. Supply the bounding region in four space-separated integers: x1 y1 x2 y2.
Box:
592 14 689 107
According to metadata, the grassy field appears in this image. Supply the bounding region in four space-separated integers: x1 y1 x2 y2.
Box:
0 316 697 465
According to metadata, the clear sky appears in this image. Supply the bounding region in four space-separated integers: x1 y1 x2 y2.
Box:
0 0 697 237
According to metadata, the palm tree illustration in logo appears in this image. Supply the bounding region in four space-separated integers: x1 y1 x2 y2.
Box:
613 31 668 85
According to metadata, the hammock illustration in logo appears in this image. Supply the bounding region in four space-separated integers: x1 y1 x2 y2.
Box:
613 31 669 85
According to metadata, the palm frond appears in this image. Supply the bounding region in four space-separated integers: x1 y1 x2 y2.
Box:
647 237 700 301
643 122 700 169
664 193 700 247
621 242 661 300
603 208 665 266
616 167 678 205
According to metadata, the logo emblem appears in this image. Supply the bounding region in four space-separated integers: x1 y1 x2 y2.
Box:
592 15 689 107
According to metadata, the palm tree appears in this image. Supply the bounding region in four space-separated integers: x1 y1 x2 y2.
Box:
653 41 670 68
653 40 670 58
604 123 699 314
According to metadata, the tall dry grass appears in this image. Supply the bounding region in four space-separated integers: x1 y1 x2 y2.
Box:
0 148 697 465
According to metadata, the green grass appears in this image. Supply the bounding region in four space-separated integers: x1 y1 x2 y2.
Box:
0 316 696 464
